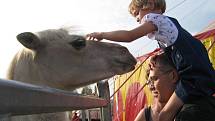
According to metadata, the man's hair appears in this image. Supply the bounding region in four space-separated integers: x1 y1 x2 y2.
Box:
128 0 166 17
145 52 175 80
149 52 175 72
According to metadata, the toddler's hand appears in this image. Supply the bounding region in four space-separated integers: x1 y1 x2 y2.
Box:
86 32 103 41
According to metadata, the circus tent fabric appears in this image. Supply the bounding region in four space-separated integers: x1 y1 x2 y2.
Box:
113 21 215 121
194 20 215 68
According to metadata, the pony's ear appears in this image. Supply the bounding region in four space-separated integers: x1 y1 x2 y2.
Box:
16 32 41 50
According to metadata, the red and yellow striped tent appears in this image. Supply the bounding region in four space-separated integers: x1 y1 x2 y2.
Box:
194 20 215 68
113 21 215 121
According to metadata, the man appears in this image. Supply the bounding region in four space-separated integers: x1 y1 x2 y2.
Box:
135 52 178 121
135 52 215 121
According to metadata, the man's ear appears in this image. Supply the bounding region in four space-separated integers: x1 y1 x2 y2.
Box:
169 70 179 83
16 32 41 50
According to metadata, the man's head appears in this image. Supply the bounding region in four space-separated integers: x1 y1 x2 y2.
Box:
147 52 178 103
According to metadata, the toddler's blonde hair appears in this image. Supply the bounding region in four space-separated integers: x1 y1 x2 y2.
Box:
129 0 166 17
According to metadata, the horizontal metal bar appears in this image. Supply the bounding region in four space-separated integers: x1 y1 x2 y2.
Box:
0 79 107 116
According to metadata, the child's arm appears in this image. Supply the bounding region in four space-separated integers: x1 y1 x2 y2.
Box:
87 21 157 42
159 92 184 121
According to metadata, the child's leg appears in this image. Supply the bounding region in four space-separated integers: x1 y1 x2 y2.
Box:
159 92 184 121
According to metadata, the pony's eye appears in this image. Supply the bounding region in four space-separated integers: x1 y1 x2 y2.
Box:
69 35 86 50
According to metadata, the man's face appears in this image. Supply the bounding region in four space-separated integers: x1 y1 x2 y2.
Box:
148 67 175 103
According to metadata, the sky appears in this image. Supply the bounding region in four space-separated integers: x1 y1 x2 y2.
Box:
0 0 214 78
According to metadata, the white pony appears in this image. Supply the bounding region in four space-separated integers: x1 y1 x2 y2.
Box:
6 28 136 121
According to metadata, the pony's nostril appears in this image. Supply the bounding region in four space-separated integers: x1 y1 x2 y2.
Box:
120 47 129 55
121 47 129 55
